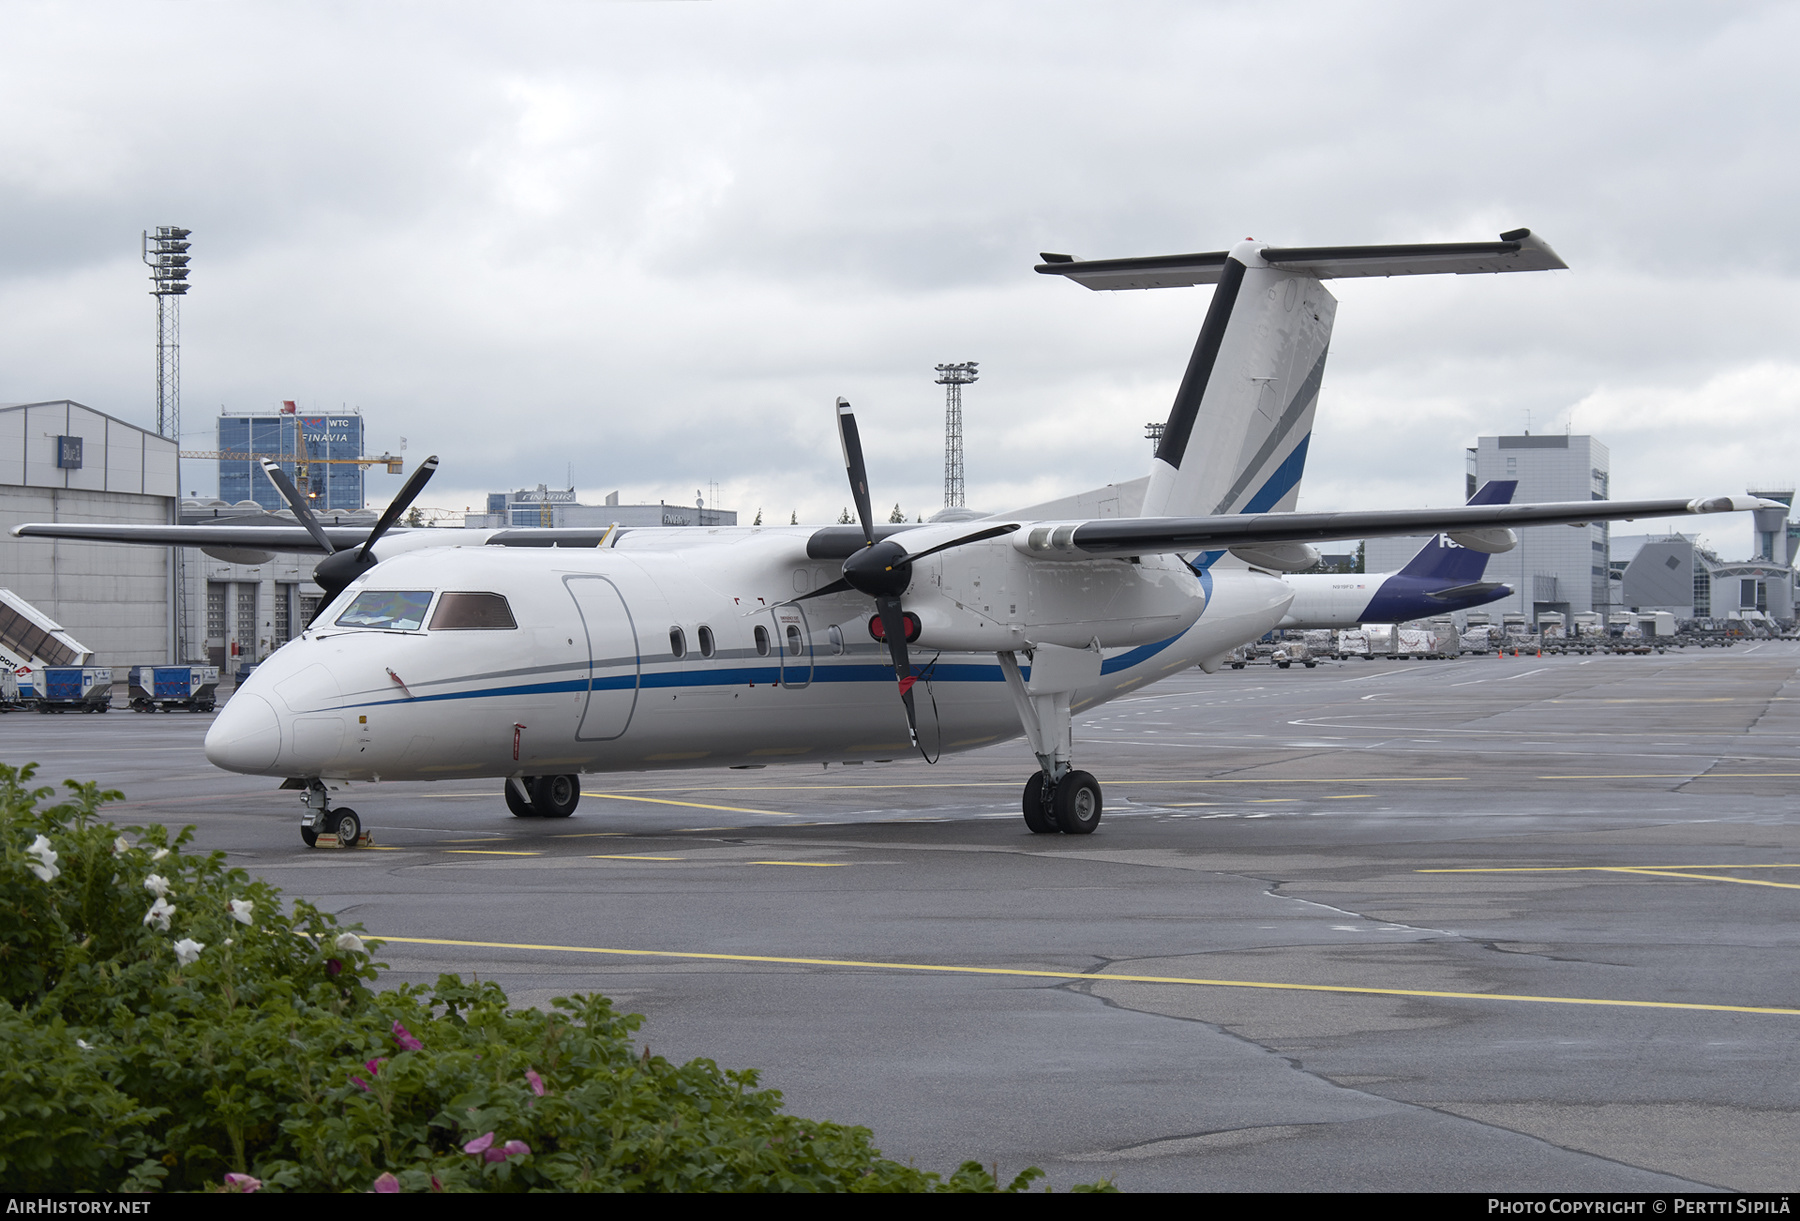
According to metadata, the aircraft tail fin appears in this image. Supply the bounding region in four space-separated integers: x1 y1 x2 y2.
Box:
1035 231 1565 522
1395 479 1519 581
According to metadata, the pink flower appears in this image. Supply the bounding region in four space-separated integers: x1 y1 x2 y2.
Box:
526 1069 546 1096
326 958 343 977
350 1074 371 1091
372 1172 400 1193
222 1173 261 1193
392 1021 423 1052
463 1132 530 1162
365 1058 385 1076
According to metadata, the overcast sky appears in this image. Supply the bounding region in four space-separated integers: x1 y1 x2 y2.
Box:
3 1 1796 554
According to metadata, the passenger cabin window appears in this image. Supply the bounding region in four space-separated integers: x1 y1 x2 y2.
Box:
754 625 771 656
785 624 804 656
697 625 716 658
670 627 687 658
827 624 844 655
428 592 518 630
335 590 432 632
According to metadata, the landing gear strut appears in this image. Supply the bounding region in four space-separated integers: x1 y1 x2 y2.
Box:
505 775 580 818
999 646 1105 836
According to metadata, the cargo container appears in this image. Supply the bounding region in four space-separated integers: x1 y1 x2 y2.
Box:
32 666 113 712
128 665 220 712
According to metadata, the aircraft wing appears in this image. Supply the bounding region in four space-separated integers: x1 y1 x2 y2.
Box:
1035 229 1566 290
1043 496 1775 557
7 523 648 551
10 523 374 551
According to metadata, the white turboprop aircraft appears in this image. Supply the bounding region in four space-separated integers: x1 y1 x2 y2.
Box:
15 231 1773 846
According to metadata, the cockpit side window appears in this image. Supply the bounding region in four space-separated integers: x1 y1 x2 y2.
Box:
335 590 433 631
428 592 518 630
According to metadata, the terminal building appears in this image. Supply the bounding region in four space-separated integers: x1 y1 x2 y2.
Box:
464 487 737 530
0 400 177 665
1367 433 1612 623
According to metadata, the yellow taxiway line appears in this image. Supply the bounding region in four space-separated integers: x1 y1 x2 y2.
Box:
368 935 1800 1017
582 792 805 818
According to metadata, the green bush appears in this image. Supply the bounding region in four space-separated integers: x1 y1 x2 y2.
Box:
0 764 1113 1193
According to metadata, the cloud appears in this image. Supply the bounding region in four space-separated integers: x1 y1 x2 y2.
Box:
0 1 1796 550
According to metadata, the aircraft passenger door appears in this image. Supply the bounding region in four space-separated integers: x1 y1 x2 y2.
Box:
770 606 812 689
565 576 639 740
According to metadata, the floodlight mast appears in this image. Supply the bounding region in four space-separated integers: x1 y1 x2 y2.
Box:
934 361 978 509
144 226 192 662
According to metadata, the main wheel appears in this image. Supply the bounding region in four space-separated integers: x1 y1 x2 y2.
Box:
301 825 319 848
1052 771 1102 835
505 780 538 818
531 774 580 818
1021 772 1057 834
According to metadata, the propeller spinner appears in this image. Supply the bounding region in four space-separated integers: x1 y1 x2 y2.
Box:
260 455 440 625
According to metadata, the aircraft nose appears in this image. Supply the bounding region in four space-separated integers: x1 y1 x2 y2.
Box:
205 692 283 774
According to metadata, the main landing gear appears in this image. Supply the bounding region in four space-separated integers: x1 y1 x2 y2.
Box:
298 780 365 848
998 645 1105 836
506 775 580 818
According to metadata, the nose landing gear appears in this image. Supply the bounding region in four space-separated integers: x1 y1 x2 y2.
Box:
297 780 367 847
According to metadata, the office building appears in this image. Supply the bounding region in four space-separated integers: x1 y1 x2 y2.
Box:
218 406 366 513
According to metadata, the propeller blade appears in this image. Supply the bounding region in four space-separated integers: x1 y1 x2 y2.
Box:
874 595 918 748
898 522 1020 564
771 576 855 608
834 398 877 547
259 460 335 554
359 455 439 560
305 455 439 627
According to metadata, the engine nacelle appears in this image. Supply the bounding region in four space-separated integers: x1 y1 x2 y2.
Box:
1446 527 1517 554
1227 541 1319 572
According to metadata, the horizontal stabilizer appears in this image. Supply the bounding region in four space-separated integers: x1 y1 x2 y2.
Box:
1037 229 1566 291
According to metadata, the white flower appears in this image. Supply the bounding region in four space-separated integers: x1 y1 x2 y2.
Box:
143 897 175 931
75 1038 92 1050
150 848 169 861
173 938 204 966
144 874 171 898
223 938 234 948
228 898 253 925
25 835 59 882
113 836 131 856
334 933 365 954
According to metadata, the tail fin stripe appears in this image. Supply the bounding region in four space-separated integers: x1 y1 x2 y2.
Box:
1208 345 1329 515
1154 258 1246 470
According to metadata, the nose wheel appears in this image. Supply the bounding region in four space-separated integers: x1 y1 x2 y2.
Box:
1021 770 1102 835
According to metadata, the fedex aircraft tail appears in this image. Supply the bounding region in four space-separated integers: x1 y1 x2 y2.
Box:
1394 479 1519 583
1035 231 1566 524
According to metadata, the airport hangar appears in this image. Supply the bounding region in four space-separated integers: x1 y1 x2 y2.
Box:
0 400 177 666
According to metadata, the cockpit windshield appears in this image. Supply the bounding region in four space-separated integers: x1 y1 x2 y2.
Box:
334 590 433 632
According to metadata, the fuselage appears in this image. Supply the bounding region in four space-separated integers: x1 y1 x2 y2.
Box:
204 528 1293 783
